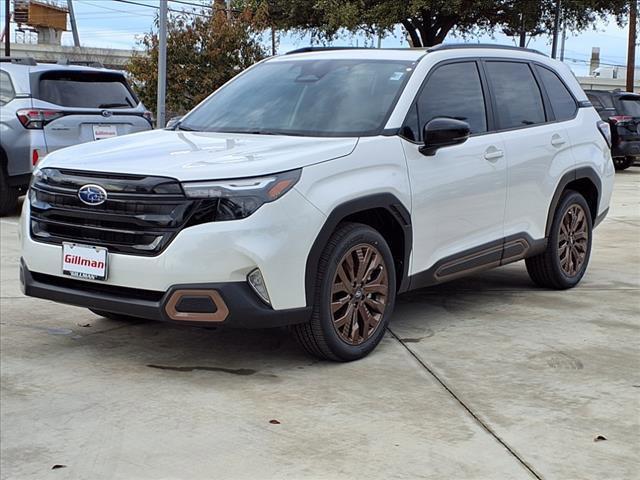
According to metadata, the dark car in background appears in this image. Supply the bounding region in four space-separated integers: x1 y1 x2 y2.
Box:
585 89 640 171
0 57 153 215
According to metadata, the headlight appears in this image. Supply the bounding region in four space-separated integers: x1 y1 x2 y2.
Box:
181 169 301 221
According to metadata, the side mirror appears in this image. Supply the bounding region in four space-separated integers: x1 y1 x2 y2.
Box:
419 117 471 156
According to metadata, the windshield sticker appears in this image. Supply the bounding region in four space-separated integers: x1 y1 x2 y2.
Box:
390 72 405 81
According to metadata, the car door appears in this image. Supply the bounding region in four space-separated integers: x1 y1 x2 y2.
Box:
483 61 576 242
399 60 507 277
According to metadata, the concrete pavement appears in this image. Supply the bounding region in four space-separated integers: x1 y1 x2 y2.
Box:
1 170 639 480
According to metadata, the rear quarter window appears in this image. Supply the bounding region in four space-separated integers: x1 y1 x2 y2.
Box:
0 70 15 105
35 71 138 108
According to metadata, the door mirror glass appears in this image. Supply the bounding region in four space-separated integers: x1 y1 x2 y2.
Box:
420 117 471 156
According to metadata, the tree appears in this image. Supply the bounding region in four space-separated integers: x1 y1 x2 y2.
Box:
127 4 268 118
243 0 629 48
500 0 630 47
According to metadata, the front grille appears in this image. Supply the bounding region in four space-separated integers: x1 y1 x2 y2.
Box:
29 168 198 256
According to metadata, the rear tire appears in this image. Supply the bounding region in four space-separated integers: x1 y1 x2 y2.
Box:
0 169 19 216
292 222 396 361
613 157 632 171
525 191 593 289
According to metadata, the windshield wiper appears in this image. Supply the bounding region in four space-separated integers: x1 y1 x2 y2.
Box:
98 103 130 108
176 123 199 131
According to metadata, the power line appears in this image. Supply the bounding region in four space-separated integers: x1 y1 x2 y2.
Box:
112 0 239 17
112 0 206 17
77 0 155 16
169 0 242 14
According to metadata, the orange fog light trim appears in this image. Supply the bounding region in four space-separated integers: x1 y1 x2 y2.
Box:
165 289 229 322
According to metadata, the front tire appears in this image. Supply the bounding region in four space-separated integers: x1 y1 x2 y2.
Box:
0 169 19 216
526 191 593 289
292 223 396 361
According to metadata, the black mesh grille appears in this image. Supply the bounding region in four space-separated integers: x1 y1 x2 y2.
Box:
29 168 198 256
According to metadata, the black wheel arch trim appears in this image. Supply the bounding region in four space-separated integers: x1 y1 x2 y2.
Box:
545 166 601 237
304 193 412 306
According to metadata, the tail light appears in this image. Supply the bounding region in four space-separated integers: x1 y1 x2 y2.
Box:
32 149 40 166
597 120 612 148
609 115 632 125
16 109 64 129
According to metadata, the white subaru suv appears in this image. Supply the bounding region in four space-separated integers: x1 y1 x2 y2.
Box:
20 45 614 361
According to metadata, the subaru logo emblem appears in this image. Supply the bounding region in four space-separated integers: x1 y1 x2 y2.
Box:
78 184 108 206
101 110 112 118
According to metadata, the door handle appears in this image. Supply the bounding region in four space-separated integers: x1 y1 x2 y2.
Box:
484 150 504 161
551 135 566 147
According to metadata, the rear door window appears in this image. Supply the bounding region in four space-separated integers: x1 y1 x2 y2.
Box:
36 71 138 108
0 70 15 105
412 61 487 140
485 61 546 129
535 66 577 121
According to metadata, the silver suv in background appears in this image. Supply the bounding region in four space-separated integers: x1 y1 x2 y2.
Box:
0 58 152 215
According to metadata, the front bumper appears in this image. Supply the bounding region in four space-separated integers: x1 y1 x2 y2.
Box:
20 259 311 328
20 187 326 310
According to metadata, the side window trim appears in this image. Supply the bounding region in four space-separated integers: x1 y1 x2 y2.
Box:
529 63 554 122
476 60 497 132
399 58 490 143
400 57 582 140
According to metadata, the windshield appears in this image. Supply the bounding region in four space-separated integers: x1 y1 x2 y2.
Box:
620 97 640 117
179 59 415 136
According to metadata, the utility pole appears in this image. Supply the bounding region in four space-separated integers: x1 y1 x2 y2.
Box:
551 0 562 58
4 0 10 57
67 0 80 47
271 28 276 55
226 0 231 21
560 20 567 61
626 0 637 92
156 0 167 128
519 12 526 48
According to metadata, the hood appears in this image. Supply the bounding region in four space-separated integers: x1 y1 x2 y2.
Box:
39 129 358 181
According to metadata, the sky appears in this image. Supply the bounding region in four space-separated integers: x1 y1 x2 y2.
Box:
1 0 636 76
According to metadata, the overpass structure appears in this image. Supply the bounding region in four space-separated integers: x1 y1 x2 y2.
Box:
7 42 134 70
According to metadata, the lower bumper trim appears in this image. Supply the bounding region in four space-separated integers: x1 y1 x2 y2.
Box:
20 259 311 328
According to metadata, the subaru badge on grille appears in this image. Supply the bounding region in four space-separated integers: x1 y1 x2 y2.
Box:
78 185 108 206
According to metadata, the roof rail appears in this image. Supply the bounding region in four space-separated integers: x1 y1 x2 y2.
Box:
56 59 105 68
286 46 374 55
0 56 38 66
285 43 547 57
427 43 546 56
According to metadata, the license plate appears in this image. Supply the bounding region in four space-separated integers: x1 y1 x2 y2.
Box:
92 124 118 141
62 243 108 280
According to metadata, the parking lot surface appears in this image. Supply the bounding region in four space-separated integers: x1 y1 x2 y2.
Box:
1 170 639 480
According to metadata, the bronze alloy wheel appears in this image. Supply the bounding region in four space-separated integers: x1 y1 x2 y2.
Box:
331 243 389 345
558 203 589 277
